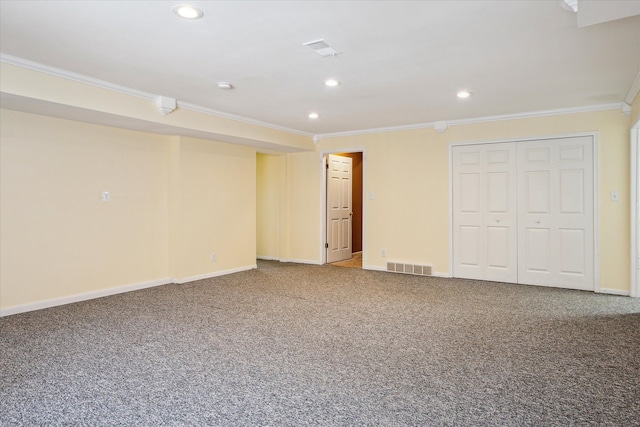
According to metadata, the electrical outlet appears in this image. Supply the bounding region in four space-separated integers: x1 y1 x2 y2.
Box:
210 252 217 262
610 191 619 202
381 249 387 257
101 191 110 202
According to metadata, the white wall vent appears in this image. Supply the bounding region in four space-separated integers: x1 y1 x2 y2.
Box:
386 261 433 276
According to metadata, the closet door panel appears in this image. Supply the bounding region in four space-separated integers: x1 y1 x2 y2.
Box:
453 143 517 283
453 145 485 279
486 225 510 269
517 137 594 290
523 227 552 277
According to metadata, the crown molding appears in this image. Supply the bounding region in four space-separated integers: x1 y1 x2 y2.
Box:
1 53 156 101
317 122 438 139
1 54 628 141
625 70 640 105
0 53 313 138
177 101 312 137
318 103 623 139
448 103 622 126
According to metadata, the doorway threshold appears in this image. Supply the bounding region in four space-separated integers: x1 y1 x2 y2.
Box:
330 252 362 269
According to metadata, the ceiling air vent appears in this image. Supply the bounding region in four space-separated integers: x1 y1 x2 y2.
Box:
303 39 341 57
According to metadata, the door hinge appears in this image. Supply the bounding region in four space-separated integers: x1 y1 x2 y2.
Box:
326 162 329 169
325 243 329 248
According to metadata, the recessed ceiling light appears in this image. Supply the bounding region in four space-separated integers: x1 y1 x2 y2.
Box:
173 5 204 19
324 79 340 87
308 112 320 119
217 82 233 90
457 90 472 99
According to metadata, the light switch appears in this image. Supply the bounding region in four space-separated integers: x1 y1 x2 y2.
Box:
610 191 619 202
102 191 110 202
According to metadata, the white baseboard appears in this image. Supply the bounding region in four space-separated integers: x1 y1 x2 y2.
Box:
174 264 257 284
0 277 174 317
432 272 452 278
279 258 323 265
256 256 322 265
596 288 630 296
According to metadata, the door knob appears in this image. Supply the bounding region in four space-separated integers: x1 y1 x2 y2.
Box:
535 220 540 224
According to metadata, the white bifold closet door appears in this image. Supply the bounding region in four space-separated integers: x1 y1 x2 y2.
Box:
452 143 518 283
517 137 594 290
452 136 594 291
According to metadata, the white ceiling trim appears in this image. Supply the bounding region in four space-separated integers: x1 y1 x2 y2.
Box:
318 103 624 140
448 103 623 126
0 54 312 138
1 53 154 101
177 101 312 137
318 122 445 139
625 70 640 105
0 53 630 142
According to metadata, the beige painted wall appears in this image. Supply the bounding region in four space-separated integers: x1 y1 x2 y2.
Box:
0 62 315 153
1 110 258 312
317 130 451 274
284 151 324 263
2 102 634 312
273 109 631 292
256 153 282 259
170 136 256 281
0 109 170 308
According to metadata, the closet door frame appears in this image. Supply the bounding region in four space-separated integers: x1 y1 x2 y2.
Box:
631 121 639 298
448 132 600 291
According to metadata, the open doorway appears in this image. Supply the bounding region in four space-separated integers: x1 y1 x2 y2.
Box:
325 151 363 268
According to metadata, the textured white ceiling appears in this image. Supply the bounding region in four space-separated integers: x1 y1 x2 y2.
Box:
1 0 639 135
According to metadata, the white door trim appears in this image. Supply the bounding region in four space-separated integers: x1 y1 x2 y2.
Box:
631 120 640 297
448 132 599 291
320 148 366 266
